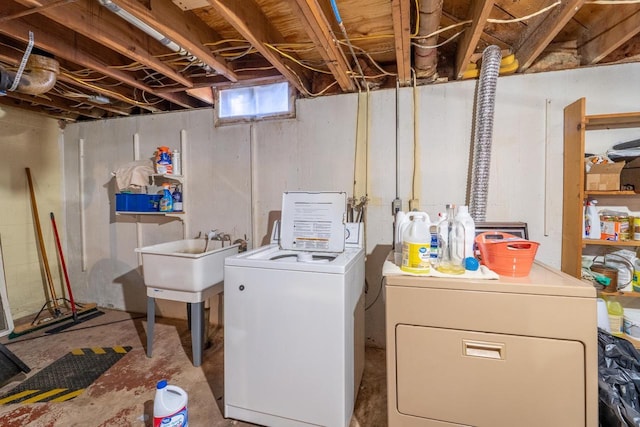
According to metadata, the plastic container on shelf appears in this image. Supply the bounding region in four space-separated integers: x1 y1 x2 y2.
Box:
159 184 173 212
156 146 173 175
400 212 431 274
172 149 181 176
607 298 625 337
153 380 188 427
172 186 183 212
585 199 600 239
633 258 640 292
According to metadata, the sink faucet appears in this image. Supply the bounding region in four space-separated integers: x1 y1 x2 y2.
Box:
203 229 218 252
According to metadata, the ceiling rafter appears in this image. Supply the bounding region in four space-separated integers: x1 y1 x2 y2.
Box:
289 0 355 92
391 0 412 85
0 96 79 121
3 90 107 119
454 0 494 80
579 5 640 64
107 0 239 82
0 15 199 110
207 0 311 94
12 0 194 88
514 0 586 72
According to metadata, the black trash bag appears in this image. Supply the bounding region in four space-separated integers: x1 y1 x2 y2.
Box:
599 329 640 426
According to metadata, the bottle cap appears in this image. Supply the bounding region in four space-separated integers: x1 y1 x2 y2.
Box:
157 380 167 389
464 257 479 271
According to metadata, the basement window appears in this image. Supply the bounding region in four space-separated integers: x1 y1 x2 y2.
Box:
215 81 295 125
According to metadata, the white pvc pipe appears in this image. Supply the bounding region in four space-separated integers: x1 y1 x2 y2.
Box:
79 138 87 272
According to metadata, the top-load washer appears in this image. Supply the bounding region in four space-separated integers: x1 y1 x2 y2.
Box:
224 191 365 427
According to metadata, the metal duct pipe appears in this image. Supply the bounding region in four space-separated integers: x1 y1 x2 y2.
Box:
413 0 443 80
469 45 502 222
0 54 59 95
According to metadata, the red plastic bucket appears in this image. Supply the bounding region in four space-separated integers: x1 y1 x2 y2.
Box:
475 232 539 277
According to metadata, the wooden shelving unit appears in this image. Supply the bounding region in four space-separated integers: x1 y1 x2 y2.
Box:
562 97 640 281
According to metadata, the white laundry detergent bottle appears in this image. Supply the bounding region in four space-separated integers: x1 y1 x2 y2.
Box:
585 199 601 239
153 380 188 427
453 205 476 261
401 212 431 274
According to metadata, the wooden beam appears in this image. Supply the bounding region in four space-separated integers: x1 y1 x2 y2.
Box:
12 0 194 87
514 0 586 72
107 0 238 82
391 0 411 85
0 15 198 109
207 0 311 94
0 96 79 121
3 91 108 119
454 0 494 80
289 0 354 91
580 5 640 64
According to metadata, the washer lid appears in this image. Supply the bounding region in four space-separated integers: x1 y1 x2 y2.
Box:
280 191 346 253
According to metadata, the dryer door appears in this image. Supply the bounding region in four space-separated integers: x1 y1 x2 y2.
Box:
395 325 585 427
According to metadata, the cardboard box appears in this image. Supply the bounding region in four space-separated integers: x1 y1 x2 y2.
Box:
585 161 625 191
621 157 640 192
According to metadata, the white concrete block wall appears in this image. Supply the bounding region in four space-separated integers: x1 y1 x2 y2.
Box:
1 61 637 346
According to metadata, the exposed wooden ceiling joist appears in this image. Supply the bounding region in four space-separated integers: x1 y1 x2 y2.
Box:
289 0 355 92
207 0 311 94
1 0 639 121
454 0 494 80
580 5 640 65
391 0 412 85
107 0 239 82
514 0 586 72
12 0 194 87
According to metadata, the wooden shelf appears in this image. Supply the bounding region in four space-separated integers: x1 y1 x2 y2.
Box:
585 190 637 196
600 290 640 298
116 211 185 216
585 112 640 131
583 239 640 247
620 333 640 350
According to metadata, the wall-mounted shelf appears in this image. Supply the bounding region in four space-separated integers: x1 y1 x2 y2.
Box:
116 211 185 216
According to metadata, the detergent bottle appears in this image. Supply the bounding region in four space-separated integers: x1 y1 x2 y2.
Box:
453 205 476 261
606 297 624 337
153 380 188 427
585 199 601 239
159 184 173 212
401 212 431 274
394 211 407 265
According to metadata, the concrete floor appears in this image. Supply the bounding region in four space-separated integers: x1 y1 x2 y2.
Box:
0 309 387 426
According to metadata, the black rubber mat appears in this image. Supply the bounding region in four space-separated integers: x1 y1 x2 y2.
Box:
0 346 132 404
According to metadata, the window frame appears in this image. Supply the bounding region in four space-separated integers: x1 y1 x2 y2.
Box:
214 81 296 126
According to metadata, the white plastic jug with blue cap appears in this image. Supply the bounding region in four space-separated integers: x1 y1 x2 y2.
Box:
153 379 188 427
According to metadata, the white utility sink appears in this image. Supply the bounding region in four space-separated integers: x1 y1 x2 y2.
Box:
135 239 239 292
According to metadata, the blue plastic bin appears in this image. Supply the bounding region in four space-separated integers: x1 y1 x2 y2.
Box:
116 194 161 212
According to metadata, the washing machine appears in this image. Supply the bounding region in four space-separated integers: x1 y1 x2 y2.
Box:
223 192 366 427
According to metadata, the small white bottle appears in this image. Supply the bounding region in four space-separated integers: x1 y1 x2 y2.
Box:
453 205 476 260
172 149 182 176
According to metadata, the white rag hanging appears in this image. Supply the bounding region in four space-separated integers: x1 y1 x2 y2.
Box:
113 159 155 191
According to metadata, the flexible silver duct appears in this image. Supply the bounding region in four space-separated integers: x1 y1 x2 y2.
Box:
469 45 502 222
